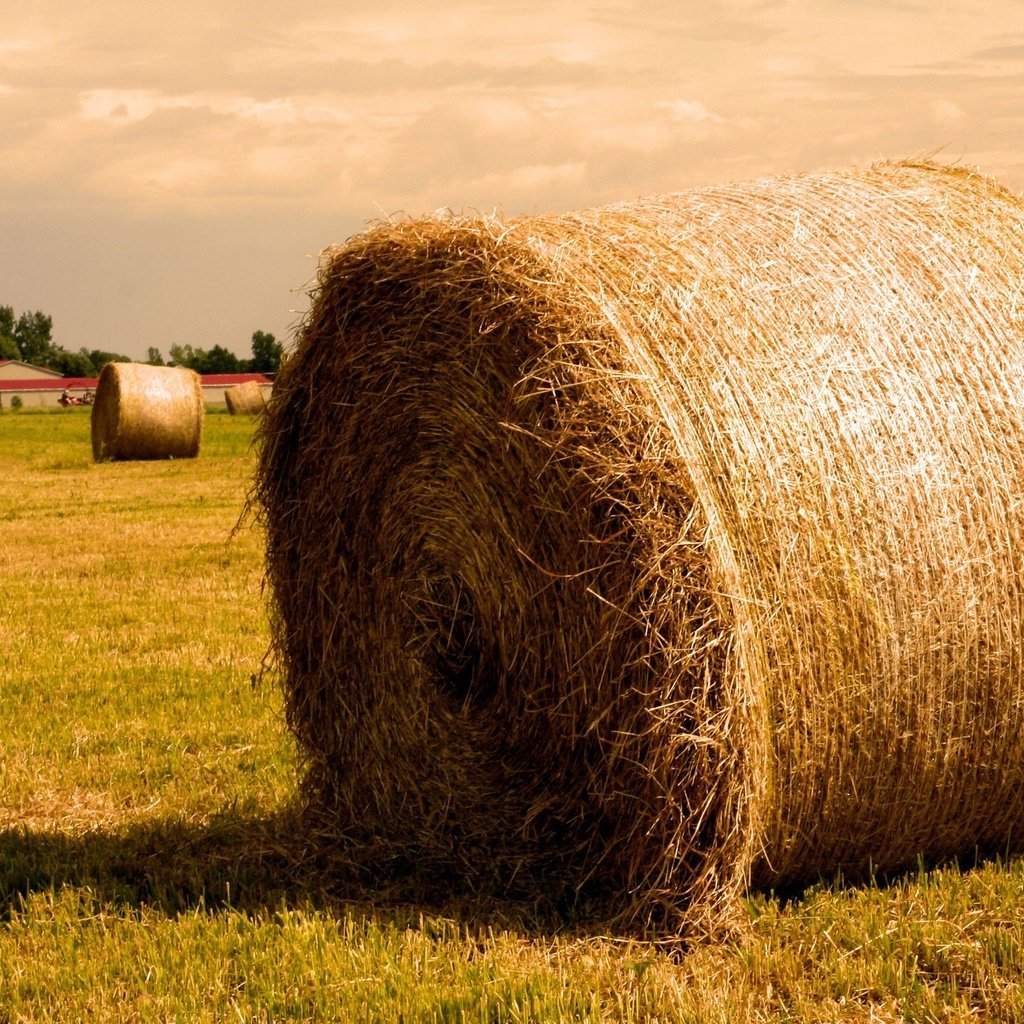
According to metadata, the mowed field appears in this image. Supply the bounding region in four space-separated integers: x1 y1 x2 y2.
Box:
3 408 1024 1023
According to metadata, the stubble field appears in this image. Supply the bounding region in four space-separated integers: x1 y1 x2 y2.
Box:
2 407 1024 1023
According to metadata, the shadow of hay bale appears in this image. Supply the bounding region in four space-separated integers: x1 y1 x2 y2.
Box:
0 807 626 936
253 159 1024 936
0 809 310 918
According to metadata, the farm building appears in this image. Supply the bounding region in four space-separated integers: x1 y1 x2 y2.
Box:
0 360 63 381
0 361 94 408
0 362 272 409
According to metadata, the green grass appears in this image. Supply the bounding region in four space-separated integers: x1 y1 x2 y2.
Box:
2 407 1024 1022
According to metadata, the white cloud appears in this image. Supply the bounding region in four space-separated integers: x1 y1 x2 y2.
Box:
656 99 724 124
507 161 587 191
147 156 224 193
930 99 965 126
79 89 190 122
247 145 306 179
451 94 536 134
274 4 614 70
78 88 355 127
0 36 45 57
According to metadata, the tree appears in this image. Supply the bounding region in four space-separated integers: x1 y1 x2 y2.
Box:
249 330 284 374
146 347 165 366
202 344 241 374
168 343 244 374
0 305 131 376
14 310 53 365
87 349 131 371
47 347 97 378
168 343 195 369
0 306 16 358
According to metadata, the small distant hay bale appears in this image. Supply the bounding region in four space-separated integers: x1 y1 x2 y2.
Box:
91 362 204 461
254 160 1024 933
225 380 267 416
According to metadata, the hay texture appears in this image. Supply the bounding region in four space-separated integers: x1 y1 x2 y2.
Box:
225 380 268 416
255 160 1024 931
91 362 203 462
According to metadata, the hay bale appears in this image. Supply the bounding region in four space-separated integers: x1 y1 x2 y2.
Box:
225 380 267 416
254 160 1024 932
91 362 203 461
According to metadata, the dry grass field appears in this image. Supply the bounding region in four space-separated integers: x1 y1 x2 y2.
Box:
3 407 1024 1022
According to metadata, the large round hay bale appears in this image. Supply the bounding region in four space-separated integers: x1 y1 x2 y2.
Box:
254 160 1024 932
224 380 267 416
91 362 203 462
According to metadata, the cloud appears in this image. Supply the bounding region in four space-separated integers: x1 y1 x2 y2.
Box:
78 88 353 127
274 3 615 69
0 0 1011 219
970 42 1024 62
146 156 224 194
930 99 965 127
5 0 1024 362
0 37 39 57
656 99 725 124
79 89 193 122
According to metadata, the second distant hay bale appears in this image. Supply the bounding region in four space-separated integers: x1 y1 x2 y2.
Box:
225 380 268 416
91 362 204 461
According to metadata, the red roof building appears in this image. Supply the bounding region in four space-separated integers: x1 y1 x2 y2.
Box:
1 376 98 391
0 367 271 410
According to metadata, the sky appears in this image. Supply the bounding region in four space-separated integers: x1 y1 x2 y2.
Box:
2 0 1024 362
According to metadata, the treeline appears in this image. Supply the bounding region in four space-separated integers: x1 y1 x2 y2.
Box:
1 306 284 377
164 332 284 375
